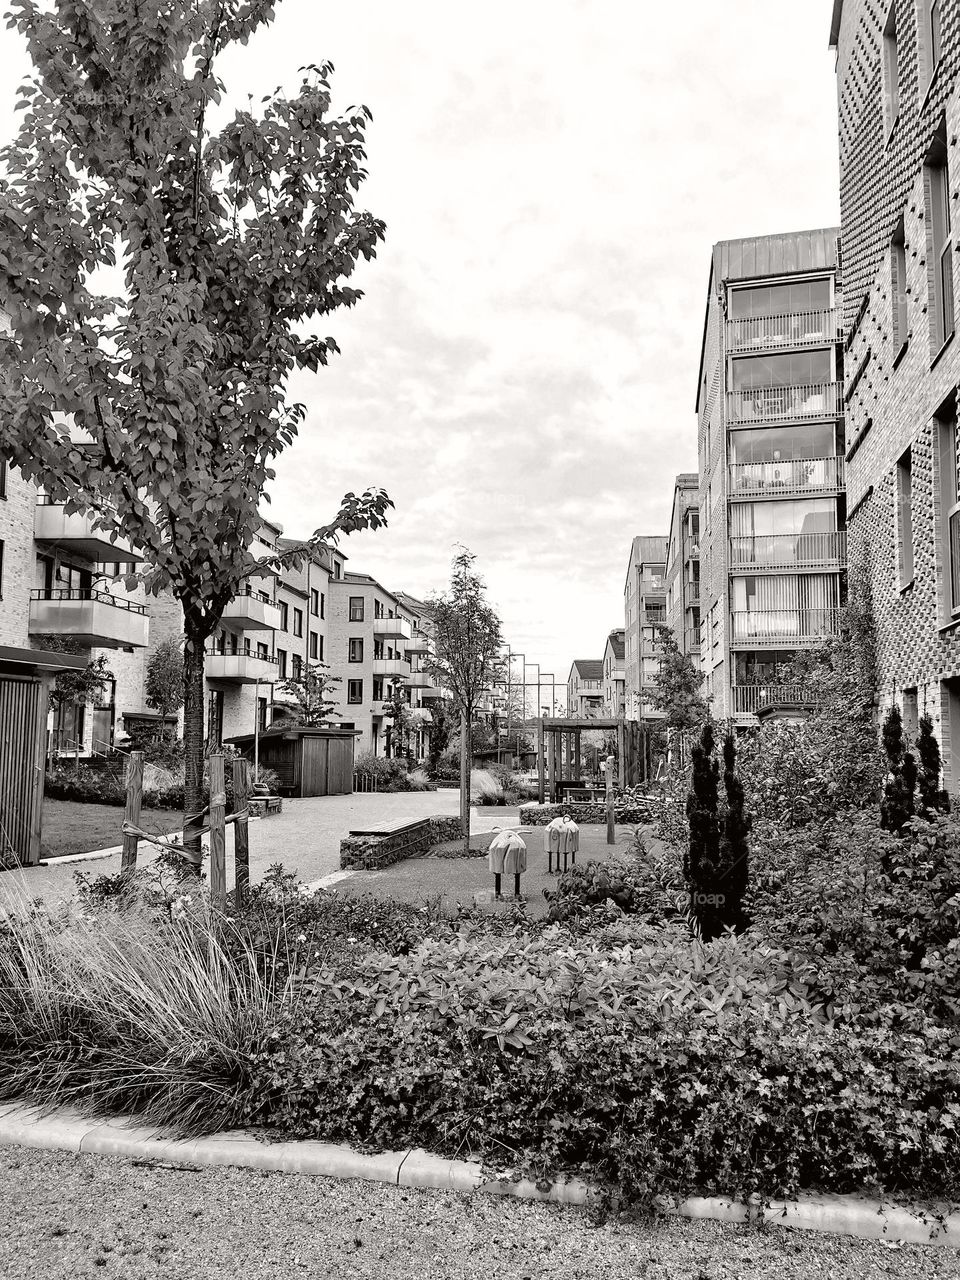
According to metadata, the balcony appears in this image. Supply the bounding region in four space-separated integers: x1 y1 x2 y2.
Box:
205 645 279 684
373 617 412 641
729 456 844 498
29 588 150 649
373 658 409 680
405 628 433 655
683 580 701 607
728 530 846 569
405 671 438 690
221 587 283 632
683 627 701 654
733 684 820 715
34 500 141 562
726 308 840 354
727 382 843 424
729 608 841 645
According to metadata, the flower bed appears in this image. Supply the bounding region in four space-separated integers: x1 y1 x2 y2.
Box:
521 801 652 826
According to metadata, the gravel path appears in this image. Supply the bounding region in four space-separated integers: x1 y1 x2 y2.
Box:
1 1147 957 1280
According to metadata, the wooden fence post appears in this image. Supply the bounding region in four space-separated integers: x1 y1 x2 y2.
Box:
605 754 615 846
209 753 226 910
120 750 144 874
232 756 250 908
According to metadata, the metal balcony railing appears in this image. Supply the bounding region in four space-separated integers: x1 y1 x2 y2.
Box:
206 644 279 664
726 308 840 353
728 456 844 497
727 382 843 423
240 585 272 604
31 588 147 614
730 608 841 643
728 530 846 568
732 684 820 715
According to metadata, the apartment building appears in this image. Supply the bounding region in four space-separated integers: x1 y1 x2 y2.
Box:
664 474 701 663
623 536 667 721
566 659 604 718
601 630 626 716
830 0 960 787
696 230 846 723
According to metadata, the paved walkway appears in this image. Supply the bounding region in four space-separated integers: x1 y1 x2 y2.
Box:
2 790 497 908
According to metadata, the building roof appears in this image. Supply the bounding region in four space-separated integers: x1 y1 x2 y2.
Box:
675 472 698 489
625 536 668 592
829 0 843 48
606 631 625 661
337 571 407 608
571 659 603 681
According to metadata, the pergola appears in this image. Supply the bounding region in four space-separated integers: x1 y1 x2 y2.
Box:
537 717 625 803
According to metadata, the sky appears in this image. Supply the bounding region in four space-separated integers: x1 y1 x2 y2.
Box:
0 1 842 693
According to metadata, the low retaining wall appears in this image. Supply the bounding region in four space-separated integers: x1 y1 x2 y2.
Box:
520 801 652 826
340 815 465 870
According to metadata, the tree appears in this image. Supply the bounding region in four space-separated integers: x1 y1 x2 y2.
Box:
916 714 950 817
425 550 504 854
427 698 454 771
276 662 340 727
880 704 917 833
649 624 708 737
34 634 113 765
0 2 391 861
381 684 412 760
684 721 750 941
144 638 185 734
685 719 721 933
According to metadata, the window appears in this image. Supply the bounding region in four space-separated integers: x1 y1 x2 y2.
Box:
334 561 341 579
897 447 914 587
348 679 363 704
883 2 900 134
374 599 384 618
256 641 268 659
292 654 302 681
309 631 318 660
317 634 324 661
731 349 831 390
349 638 363 663
0 458 6 499
938 401 960 619
320 592 325 619
277 648 287 678
0 538 3 598
278 601 289 631
293 607 303 637
903 688 919 742
924 125 954 354
373 677 384 702
374 640 384 660
310 588 319 616
917 0 942 89
257 697 268 731
349 596 364 622
728 278 831 319
890 216 908 356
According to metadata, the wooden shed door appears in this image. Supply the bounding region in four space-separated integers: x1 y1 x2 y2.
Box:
0 676 45 867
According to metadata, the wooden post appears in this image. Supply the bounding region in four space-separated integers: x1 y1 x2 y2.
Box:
120 750 144 874
460 709 470 857
538 718 545 803
574 729 581 783
232 756 250 908
617 718 626 788
209 752 227 910
605 754 615 846
548 729 557 803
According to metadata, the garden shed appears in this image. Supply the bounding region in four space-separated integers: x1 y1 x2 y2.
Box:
225 725 358 798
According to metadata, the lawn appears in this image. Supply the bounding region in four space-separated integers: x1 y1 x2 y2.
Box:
39 799 126 860
335 823 640 919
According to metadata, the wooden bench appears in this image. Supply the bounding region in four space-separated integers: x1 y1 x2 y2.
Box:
248 795 283 817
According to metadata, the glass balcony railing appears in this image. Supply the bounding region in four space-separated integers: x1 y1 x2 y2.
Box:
728 456 844 497
726 308 840 353
728 530 846 568
727 382 843 423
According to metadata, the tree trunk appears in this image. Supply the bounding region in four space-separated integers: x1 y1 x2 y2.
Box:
182 622 207 870
460 708 470 857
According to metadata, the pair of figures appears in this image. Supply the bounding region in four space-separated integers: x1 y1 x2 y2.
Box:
544 810 580 874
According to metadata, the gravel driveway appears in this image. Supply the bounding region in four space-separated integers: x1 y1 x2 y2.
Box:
1 1147 957 1280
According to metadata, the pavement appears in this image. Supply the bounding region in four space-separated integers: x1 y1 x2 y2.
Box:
0 791 521 908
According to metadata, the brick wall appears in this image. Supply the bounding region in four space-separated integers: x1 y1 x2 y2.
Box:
0 465 37 647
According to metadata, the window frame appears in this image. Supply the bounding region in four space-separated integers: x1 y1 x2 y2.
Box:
347 678 363 705
896 446 915 589
292 607 303 638
882 1 900 137
890 215 909 361
348 637 364 663
348 595 365 622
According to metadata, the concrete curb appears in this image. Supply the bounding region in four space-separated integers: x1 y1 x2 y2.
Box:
39 846 120 866
0 1102 958 1246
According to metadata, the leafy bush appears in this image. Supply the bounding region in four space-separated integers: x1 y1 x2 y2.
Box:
406 767 435 792
544 860 662 924
353 752 427 792
471 768 504 805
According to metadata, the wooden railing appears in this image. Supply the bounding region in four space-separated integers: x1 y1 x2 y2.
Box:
727 382 843 423
728 456 844 496
728 530 846 568
726 308 839 352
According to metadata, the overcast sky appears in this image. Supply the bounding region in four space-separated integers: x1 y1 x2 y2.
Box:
1 2 841 695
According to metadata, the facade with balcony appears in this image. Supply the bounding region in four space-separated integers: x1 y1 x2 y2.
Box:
664 474 701 665
622 535 668 722
696 229 846 723
566 659 605 719
601 630 626 716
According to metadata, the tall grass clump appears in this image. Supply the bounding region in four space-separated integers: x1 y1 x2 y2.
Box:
0 900 286 1133
470 768 504 805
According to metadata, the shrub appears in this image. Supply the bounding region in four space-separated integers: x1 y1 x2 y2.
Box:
406 767 435 792
544 860 659 924
471 768 504 805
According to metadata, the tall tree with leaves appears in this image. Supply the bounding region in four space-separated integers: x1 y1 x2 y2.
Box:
276 662 340 727
0 2 390 860
425 550 504 854
144 637 185 735
649 624 708 735
381 683 412 760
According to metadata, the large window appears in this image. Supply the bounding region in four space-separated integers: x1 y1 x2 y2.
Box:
731 349 831 390
729 279 830 319
349 596 364 622
291 654 302 681
925 125 954 354
278 600 289 631
917 0 942 89
897 447 914 588
883 2 900 134
730 574 840 640
890 216 909 356
349 638 363 663
309 631 318 660
292 607 303 638
728 422 837 463
310 588 319 616
730 498 837 537
276 648 287 678
938 403 960 619
348 679 363 704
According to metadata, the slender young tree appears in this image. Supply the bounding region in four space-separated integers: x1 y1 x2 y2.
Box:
276 662 340 727
424 550 504 855
0 2 390 859
144 637 185 736
649 624 708 734
381 683 412 760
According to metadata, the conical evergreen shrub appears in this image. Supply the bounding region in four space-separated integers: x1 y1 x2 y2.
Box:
880 705 916 833
916 714 950 816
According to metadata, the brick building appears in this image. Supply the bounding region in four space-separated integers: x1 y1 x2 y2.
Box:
565 659 604 718
622 536 667 721
830 0 960 788
696 230 847 723
664 473 701 663
601 629 626 716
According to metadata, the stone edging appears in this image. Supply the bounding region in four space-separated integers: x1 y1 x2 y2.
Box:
0 1101 958 1247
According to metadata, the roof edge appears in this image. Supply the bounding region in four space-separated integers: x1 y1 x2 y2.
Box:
829 0 843 49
